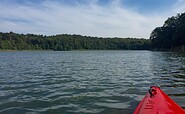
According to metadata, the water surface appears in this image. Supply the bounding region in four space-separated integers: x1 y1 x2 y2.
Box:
0 51 185 114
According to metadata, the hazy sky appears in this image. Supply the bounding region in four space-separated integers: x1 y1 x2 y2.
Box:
0 0 185 38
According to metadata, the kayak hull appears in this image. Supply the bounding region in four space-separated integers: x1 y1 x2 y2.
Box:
134 86 185 114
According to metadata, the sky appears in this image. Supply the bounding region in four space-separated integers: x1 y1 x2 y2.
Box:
0 0 185 38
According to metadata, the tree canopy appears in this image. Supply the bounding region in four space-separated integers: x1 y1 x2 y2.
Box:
0 32 150 51
150 12 185 51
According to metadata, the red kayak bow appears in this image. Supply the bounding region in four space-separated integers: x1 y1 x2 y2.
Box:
134 86 185 114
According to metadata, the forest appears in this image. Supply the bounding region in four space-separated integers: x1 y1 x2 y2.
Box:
0 32 150 51
150 12 185 52
1 12 185 51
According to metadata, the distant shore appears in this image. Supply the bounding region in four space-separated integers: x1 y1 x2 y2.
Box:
0 49 53 52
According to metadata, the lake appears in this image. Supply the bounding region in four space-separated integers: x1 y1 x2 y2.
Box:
0 51 185 114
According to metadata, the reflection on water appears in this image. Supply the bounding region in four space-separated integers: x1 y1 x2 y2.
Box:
0 51 185 114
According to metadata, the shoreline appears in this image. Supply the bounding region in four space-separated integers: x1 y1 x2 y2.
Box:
0 49 53 52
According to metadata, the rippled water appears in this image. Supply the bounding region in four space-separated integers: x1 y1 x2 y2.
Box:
0 51 185 114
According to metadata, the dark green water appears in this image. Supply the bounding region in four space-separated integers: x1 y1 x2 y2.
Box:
0 51 185 114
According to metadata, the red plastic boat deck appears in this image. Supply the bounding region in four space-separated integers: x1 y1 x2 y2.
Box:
134 86 185 114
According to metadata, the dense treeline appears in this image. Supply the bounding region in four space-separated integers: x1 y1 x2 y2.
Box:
0 32 150 51
150 12 185 52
